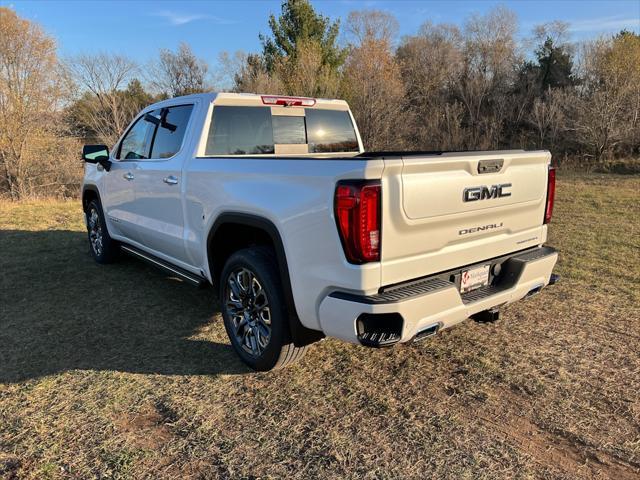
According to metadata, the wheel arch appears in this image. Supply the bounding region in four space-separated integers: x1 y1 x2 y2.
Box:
207 212 324 347
81 184 101 212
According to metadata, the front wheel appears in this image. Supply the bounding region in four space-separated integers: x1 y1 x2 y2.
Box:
220 247 307 371
86 199 119 264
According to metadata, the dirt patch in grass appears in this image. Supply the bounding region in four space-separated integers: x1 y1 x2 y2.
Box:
113 402 175 451
1 173 639 479
459 387 639 480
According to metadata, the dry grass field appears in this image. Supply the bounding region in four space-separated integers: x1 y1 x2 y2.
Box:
1 173 639 479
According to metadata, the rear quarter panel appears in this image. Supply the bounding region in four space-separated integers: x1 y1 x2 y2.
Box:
184 157 384 330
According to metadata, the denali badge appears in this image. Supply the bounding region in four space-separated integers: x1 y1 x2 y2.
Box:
459 222 504 235
463 183 512 202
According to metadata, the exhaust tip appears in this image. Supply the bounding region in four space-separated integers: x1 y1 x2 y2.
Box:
413 323 440 342
526 284 544 298
356 313 403 348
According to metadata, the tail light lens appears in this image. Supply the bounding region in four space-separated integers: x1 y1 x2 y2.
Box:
334 181 381 263
544 166 556 224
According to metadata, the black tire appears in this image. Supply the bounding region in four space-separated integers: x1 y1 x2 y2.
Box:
220 246 307 371
85 198 119 264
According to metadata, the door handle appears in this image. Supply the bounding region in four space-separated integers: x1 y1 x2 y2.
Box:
123 172 134 181
163 175 179 185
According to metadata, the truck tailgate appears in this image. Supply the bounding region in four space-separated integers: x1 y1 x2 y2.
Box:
380 150 551 286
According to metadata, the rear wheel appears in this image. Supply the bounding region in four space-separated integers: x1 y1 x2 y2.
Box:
220 247 307 371
86 199 119 264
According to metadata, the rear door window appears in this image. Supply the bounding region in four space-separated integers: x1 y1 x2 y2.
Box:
149 105 194 159
206 106 274 155
306 109 359 153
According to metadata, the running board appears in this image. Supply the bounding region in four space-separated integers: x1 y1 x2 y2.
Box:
120 245 206 287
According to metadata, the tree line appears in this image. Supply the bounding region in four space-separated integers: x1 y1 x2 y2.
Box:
1 1 638 199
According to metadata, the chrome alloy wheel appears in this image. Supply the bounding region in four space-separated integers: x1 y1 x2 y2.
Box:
225 267 272 357
88 207 103 256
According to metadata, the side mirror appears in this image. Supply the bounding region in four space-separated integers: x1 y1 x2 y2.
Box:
82 145 112 171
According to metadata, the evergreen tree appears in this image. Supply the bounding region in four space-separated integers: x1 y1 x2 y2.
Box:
123 78 154 107
535 37 575 90
260 0 346 73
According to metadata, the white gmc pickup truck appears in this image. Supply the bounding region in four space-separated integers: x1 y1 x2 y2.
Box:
81 92 559 370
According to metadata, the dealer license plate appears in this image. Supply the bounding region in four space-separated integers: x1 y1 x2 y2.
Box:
460 265 490 293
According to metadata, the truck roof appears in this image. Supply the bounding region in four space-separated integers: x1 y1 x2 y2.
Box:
146 92 350 111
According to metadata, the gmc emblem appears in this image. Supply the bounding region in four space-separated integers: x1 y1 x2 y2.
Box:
463 183 512 202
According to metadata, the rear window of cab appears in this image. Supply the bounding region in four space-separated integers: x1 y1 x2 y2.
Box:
205 106 359 155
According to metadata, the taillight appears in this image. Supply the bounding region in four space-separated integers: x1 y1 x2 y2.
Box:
334 181 381 263
261 95 316 107
544 166 556 224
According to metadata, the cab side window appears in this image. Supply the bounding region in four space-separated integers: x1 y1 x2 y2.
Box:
117 114 155 160
150 105 194 159
206 106 275 155
306 109 359 153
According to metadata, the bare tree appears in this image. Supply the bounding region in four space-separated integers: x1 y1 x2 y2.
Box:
149 43 210 98
531 21 571 50
571 34 640 162
0 7 79 199
341 10 405 150
227 52 285 94
66 53 139 146
275 39 340 97
528 89 566 149
216 50 247 91
458 6 520 149
397 22 466 149
346 9 398 44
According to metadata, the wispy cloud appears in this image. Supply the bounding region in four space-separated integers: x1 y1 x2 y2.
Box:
153 10 235 26
568 15 639 33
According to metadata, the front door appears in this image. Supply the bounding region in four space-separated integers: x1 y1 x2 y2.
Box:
132 104 194 265
102 112 156 244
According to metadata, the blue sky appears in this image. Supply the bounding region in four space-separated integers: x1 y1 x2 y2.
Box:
8 0 640 70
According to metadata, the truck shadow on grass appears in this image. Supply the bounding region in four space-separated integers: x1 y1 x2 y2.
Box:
0 229 250 383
